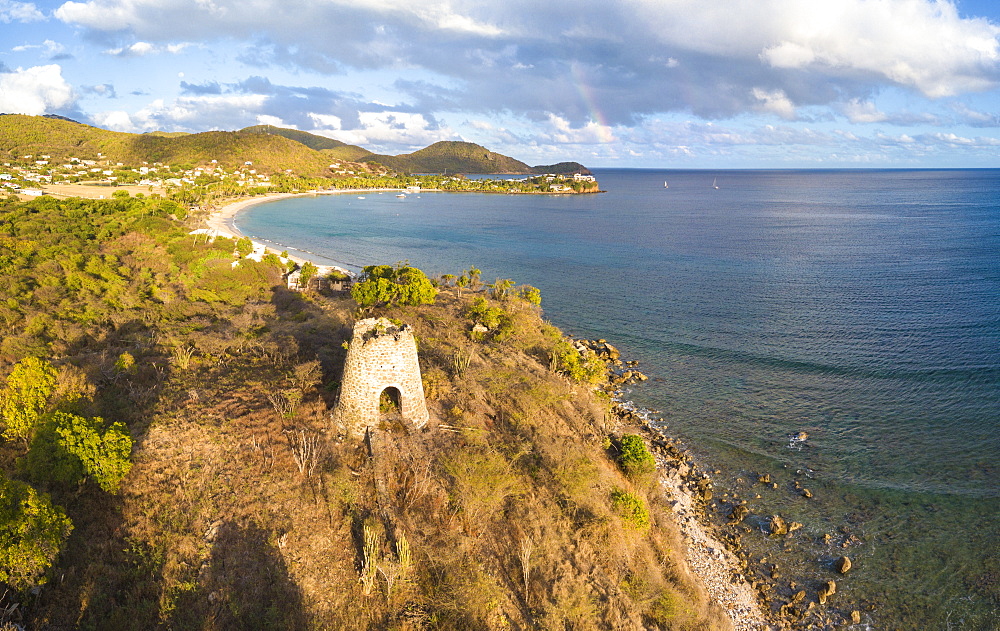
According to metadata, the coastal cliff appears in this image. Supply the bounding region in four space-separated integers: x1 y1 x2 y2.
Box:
0 192 747 629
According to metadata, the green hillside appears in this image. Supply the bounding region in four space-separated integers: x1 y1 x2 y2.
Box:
531 161 592 175
0 116 344 176
0 115 590 177
240 124 370 155
365 140 533 174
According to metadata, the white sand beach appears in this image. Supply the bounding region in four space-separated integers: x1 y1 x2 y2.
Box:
202 190 398 270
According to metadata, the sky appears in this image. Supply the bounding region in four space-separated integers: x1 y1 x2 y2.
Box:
2 0 1000 168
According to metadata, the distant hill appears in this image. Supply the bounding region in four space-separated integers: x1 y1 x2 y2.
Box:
240 125 371 154
144 131 190 138
530 161 592 175
0 115 591 176
0 115 345 175
364 141 533 174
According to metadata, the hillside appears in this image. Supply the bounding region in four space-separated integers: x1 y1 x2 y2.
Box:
532 161 593 175
240 124 372 159
0 115 339 176
0 115 593 178
365 140 533 174
0 194 729 630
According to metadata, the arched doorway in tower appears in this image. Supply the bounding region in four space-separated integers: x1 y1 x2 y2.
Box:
378 386 405 431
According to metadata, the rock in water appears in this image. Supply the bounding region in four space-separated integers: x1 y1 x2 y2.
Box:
817 580 837 604
768 514 788 536
730 504 749 523
835 555 852 574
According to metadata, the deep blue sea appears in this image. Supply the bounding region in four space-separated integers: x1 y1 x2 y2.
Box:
237 169 1000 629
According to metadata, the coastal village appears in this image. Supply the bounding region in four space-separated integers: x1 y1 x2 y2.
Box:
0 152 597 198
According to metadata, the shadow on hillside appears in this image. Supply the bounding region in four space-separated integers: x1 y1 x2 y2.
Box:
169 521 308 630
268 285 353 405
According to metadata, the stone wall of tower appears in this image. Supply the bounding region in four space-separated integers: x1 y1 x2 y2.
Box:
332 317 429 436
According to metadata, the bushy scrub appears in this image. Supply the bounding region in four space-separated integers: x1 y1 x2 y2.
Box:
54 412 133 492
25 413 133 493
352 263 437 308
0 473 73 590
466 296 514 342
443 447 524 533
0 357 57 446
648 587 695 626
610 488 650 530
549 337 606 384
616 434 657 480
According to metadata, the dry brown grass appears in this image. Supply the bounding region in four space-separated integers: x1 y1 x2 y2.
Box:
24 289 730 631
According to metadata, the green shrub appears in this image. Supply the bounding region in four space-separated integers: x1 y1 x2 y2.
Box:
466 297 514 342
549 338 605 384
351 263 437 308
610 488 650 530
0 357 57 446
648 587 695 625
617 434 656 480
0 473 73 590
32 412 133 493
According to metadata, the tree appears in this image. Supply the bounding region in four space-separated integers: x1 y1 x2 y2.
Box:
351 263 437 309
489 278 515 301
299 261 318 288
465 267 482 292
53 412 133 493
235 236 254 257
0 357 57 447
0 473 73 590
518 285 542 306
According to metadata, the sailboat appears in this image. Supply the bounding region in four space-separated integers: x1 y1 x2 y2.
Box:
663 181 669 188
712 177 719 190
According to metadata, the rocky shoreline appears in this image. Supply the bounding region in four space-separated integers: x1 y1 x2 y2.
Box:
576 338 866 630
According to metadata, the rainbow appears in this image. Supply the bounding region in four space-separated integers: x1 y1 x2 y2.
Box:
570 62 616 143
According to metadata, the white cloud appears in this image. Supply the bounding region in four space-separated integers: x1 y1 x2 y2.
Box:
309 113 344 130
752 88 798 120
105 41 186 57
840 99 888 124
0 0 43 22
951 102 1000 127
12 40 65 56
541 114 616 144
752 0 1000 97
0 65 75 115
320 111 454 149
255 114 291 127
92 110 135 131
94 93 269 132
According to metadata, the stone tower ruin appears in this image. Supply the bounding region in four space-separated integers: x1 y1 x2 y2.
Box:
332 317 429 436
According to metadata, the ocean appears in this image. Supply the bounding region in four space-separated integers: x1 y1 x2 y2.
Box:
236 169 1000 629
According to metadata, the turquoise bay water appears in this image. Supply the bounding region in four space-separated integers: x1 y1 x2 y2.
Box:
238 170 1000 628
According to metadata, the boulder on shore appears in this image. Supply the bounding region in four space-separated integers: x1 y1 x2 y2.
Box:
835 556 852 574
